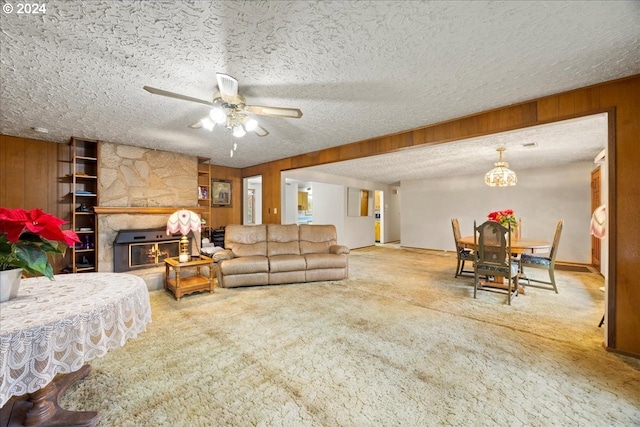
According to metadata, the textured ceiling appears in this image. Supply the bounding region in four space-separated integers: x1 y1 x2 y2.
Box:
304 113 608 185
1 1 639 183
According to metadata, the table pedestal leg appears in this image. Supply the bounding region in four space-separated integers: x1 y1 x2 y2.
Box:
0 365 99 427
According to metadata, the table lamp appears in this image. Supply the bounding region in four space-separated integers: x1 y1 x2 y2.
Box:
166 209 201 262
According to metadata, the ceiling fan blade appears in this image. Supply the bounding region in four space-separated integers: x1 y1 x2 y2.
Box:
244 105 303 119
143 86 213 106
188 120 203 129
253 125 269 137
216 73 239 103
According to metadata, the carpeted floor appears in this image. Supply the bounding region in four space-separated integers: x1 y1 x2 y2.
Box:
61 245 640 426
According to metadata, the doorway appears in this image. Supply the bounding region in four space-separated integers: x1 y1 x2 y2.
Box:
243 176 262 225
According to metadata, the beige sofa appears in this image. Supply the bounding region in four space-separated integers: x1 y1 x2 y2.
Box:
213 224 350 288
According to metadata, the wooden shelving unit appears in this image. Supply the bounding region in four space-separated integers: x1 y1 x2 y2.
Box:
197 157 211 240
69 137 99 273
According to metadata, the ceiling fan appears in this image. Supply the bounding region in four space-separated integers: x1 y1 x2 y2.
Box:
143 73 303 138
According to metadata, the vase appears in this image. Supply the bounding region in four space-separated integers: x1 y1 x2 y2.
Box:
0 268 23 302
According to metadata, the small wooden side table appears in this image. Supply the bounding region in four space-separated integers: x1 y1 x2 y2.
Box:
164 255 215 300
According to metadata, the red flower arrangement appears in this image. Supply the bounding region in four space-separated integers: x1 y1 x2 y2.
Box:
0 207 80 279
487 209 518 230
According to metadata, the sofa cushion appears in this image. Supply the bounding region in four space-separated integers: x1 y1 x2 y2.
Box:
225 224 267 257
222 273 269 288
220 256 269 275
306 268 347 282
269 254 306 273
304 253 347 269
269 270 306 285
267 224 300 256
299 224 337 255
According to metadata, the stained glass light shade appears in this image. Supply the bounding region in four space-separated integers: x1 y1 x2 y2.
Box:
485 148 517 187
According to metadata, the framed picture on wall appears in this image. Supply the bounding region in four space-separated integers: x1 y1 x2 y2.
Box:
211 179 232 207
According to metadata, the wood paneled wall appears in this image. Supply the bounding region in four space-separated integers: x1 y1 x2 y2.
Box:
0 134 71 272
0 135 69 219
241 74 640 357
209 165 243 229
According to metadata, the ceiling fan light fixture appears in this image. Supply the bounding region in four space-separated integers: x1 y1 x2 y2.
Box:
485 147 517 187
244 117 258 132
144 73 302 152
201 117 214 131
232 125 246 138
210 107 226 124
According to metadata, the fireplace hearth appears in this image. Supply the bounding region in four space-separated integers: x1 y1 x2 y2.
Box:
113 228 191 272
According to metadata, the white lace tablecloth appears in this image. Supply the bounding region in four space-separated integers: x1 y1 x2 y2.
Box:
0 273 152 407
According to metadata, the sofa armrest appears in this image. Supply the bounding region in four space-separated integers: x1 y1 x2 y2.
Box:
330 245 350 255
213 249 234 262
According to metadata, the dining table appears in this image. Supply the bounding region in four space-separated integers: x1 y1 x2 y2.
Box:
457 235 551 255
0 273 151 427
457 235 551 294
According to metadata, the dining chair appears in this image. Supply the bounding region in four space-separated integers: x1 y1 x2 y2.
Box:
473 220 520 305
519 219 563 293
451 218 474 278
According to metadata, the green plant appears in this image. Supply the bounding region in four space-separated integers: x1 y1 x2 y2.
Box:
0 207 80 279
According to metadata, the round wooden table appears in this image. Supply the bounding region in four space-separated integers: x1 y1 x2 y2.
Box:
457 236 551 254
0 273 151 426
457 236 551 294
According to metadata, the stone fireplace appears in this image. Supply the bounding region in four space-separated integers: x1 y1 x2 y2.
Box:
95 142 201 290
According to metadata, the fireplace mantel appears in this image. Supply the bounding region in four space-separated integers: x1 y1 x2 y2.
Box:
94 207 207 215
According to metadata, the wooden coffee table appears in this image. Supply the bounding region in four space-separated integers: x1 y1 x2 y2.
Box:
164 255 215 300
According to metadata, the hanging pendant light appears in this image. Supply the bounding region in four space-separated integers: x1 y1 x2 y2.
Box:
485 147 517 187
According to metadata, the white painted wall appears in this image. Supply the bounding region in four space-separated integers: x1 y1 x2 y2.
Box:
283 181 299 225
282 169 399 249
310 181 348 243
401 162 593 263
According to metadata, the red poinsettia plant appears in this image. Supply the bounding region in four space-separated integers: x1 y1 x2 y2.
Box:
487 209 519 230
0 207 80 279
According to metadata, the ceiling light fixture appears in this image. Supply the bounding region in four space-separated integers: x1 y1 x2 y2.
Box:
201 117 214 131
202 102 262 156
244 117 258 132
202 100 260 141
232 125 246 138
485 147 517 187
209 105 227 124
